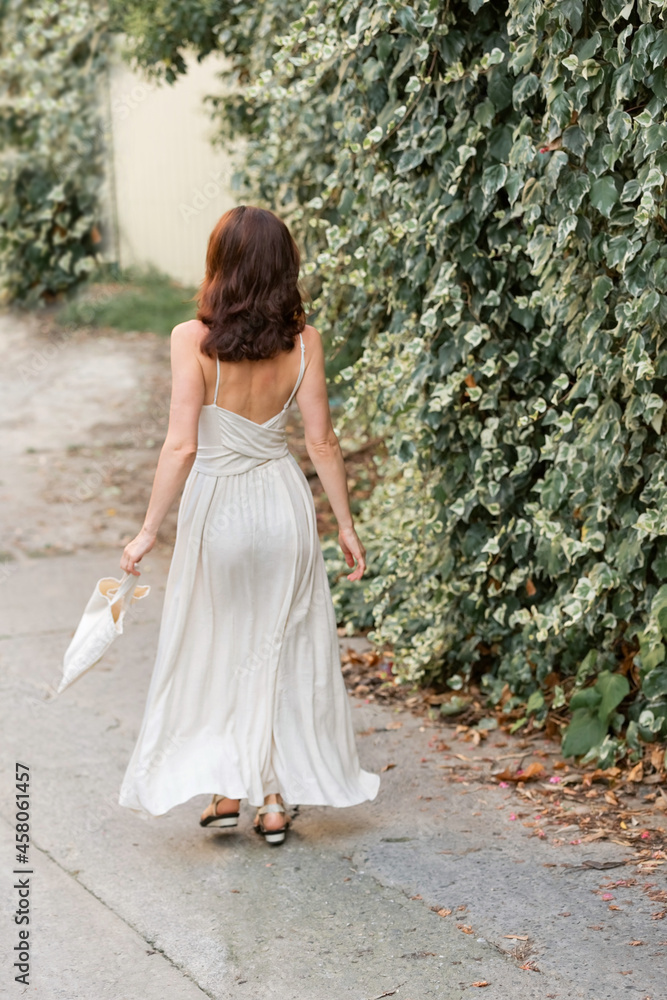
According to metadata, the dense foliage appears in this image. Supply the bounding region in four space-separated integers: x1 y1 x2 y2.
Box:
116 0 667 762
0 0 107 302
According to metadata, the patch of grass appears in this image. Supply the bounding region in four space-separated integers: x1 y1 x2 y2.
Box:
57 265 198 336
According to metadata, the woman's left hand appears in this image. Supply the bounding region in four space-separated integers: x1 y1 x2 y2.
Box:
121 528 156 576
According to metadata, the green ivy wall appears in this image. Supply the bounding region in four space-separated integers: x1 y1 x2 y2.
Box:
110 0 667 761
0 0 107 302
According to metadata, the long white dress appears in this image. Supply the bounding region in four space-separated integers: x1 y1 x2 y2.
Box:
119 332 381 816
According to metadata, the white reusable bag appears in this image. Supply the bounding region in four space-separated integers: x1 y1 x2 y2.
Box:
58 572 150 694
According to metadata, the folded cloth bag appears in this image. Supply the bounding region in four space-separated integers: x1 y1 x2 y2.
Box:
58 572 150 695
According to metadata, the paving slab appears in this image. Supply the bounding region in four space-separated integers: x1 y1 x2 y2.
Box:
0 552 665 1000
0 816 210 999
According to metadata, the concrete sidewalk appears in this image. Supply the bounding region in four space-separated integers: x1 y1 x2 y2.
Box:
1 551 665 1000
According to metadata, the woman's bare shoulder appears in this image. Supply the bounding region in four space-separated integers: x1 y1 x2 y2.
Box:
301 324 323 354
172 318 209 351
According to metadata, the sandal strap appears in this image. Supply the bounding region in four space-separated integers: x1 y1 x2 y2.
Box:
257 803 286 816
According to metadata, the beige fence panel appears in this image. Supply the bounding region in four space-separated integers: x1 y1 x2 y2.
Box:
106 50 238 287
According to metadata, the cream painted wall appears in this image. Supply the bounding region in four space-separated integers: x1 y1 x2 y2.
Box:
107 51 238 287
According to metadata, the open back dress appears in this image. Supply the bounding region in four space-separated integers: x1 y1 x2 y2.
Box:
118 331 381 816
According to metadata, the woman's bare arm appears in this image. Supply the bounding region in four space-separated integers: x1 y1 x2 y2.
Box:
120 322 204 576
296 327 366 581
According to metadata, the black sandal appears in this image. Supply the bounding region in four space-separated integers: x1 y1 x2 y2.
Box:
199 794 240 829
252 801 290 845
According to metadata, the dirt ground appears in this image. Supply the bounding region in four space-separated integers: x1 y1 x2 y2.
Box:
1 310 173 563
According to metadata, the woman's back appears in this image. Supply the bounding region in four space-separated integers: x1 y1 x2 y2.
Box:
193 318 310 426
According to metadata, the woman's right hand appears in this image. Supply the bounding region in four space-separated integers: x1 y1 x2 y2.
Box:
338 525 366 581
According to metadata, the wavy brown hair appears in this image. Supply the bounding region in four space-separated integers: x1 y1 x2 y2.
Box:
197 206 306 362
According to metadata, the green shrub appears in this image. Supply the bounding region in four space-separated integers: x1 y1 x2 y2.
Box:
0 0 107 302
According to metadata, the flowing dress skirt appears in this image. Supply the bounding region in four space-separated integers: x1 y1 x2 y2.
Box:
118 403 381 816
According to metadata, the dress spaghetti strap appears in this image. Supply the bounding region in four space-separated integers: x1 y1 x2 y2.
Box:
282 332 305 412
213 355 221 408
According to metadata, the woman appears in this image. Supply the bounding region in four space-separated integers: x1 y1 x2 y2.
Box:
118 205 380 845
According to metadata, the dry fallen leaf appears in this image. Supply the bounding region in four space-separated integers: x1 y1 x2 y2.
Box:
628 941 645 946
494 762 546 783
504 935 529 941
436 908 452 918
457 924 474 934
471 982 490 988
380 762 397 772
627 761 644 783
